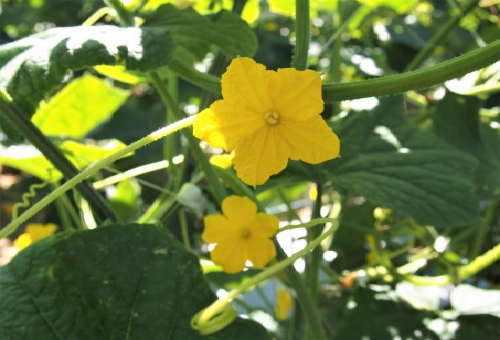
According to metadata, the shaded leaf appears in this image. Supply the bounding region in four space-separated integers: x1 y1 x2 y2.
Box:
108 178 141 222
32 74 130 139
327 96 480 227
0 224 269 339
434 91 500 199
0 26 174 115
334 288 438 340
142 4 257 58
454 314 500 339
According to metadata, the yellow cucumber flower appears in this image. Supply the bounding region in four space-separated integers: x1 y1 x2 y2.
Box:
202 195 278 274
194 57 340 186
275 287 293 321
14 223 57 251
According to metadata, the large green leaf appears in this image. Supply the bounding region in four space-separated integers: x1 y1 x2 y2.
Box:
327 96 480 227
32 74 130 139
0 224 269 339
434 91 500 199
0 139 129 182
142 4 257 59
0 26 174 115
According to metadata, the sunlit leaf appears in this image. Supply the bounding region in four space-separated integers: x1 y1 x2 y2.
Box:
94 65 149 85
0 139 129 182
0 26 174 116
357 0 418 14
143 0 260 24
32 74 130 139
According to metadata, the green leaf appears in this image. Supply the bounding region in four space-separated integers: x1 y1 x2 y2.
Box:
328 95 480 227
334 288 439 340
0 139 129 182
0 26 174 116
357 0 418 14
31 74 130 139
454 314 500 339
434 91 500 199
0 224 269 339
108 178 141 222
94 65 149 85
143 0 261 24
142 4 257 58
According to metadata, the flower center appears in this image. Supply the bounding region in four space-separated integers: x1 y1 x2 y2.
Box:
241 228 250 239
264 110 280 125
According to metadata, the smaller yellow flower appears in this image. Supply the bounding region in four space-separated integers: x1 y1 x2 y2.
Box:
202 195 278 274
14 223 57 251
275 287 293 321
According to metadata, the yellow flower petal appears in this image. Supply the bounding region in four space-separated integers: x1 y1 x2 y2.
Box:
233 127 291 186
221 57 275 112
15 233 32 251
275 288 293 321
202 195 278 274
193 100 263 151
280 115 340 163
268 68 323 122
210 239 248 274
202 215 236 244
210 152 234 168
26 223 57 242
247 238 276 268
221 195 257 225
251 214 279 238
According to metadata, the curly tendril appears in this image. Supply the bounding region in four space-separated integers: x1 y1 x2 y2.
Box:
12 182 48 220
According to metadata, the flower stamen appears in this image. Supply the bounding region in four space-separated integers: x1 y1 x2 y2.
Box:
264 110 280 125
241 228 250 238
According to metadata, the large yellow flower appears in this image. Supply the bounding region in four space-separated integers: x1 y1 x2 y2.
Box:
202 195 278 274
194 57 340 186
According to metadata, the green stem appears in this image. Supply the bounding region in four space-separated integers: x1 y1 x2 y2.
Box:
213 167 256 199
168 39 500 103
52 184 73 231
192 218 338 340
0 99 117 223
0 116 195 239
459 241 500 280
58 190 85 230
322 39 500 101
104 0 135 26
168 58 221 93
179 209 190 250
277 217 334 233
307 184 323 304
138 192 177 223
405 0 480 72
149 71 227 204
255 285 275 314
292 0 310 70
470 201 496 260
